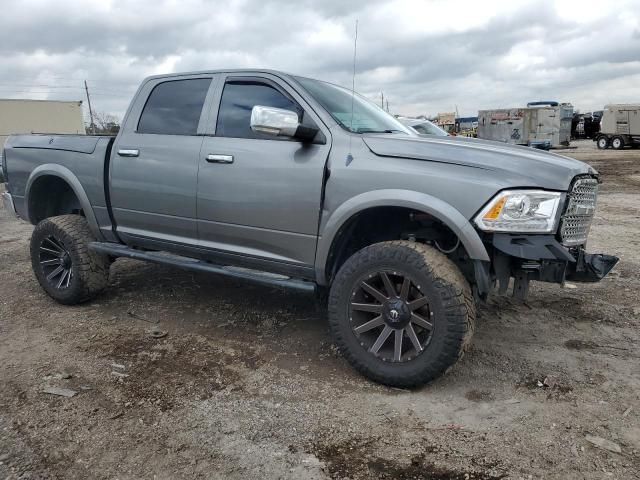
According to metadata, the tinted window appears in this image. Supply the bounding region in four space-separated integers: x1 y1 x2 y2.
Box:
138 78 211 135
216 81 301 139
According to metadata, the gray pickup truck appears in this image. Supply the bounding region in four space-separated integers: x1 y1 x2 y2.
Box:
1 69 618 387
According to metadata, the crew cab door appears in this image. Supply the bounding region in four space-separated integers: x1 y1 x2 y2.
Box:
110 75 217 247
197 74 330 275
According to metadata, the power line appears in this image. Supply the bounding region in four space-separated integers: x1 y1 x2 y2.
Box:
0 83 138 94
0 85 133 92
0 84 81 88
0 80 138 87
0 90 129 97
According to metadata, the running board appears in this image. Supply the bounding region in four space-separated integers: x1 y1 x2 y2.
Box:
89 242 316 293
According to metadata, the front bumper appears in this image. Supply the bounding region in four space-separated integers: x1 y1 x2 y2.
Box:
566 250 619 283
2 192 17 217
488 233 618 299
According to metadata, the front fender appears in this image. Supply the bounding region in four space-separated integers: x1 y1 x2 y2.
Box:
314 189 489 285
25 164 103 240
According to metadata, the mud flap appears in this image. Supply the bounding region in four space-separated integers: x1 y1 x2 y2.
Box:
566 252 619 283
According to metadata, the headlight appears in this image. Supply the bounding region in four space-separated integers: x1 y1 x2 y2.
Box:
474 190 562 233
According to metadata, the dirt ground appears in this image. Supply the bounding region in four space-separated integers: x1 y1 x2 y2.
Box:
1 139 639 479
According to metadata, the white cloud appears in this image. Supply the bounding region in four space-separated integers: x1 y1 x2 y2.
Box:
0 0 638 121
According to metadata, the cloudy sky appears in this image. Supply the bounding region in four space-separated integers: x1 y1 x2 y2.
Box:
1 0 639 122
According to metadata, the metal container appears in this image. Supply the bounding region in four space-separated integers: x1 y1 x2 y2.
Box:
600 104 640 137
478 103 573 148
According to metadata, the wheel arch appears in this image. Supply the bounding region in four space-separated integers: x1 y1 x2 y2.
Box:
315 189 490 286
25 164 103 240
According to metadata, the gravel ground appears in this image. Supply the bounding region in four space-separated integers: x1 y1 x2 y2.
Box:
0 139 639 479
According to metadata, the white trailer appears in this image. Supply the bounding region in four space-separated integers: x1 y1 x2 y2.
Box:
595 104 640 149
477 102 573 149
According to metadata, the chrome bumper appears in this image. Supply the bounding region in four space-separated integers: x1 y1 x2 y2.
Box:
2 192 16 217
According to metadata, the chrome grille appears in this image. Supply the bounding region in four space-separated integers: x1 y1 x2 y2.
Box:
560 177 598 246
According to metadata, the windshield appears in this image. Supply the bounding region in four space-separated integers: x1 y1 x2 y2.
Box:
411 121 448 136
295 76 412 135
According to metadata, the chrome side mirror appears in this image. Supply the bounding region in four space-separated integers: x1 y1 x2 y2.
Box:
250 105 300 138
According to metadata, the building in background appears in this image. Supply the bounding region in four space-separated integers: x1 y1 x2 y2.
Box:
435 112 456 134
0 99 85 148
456 116 478 137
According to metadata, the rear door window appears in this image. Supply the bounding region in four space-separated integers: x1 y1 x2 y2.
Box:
216 81 302 139
138 78 211 135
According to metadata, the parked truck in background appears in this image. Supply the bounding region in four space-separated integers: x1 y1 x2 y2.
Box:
1 69 618 387
595 104 640 149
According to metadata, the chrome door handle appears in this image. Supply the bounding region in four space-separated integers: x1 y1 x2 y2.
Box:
117 149 139 157
206 154 233 164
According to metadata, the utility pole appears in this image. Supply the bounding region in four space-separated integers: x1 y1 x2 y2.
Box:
381 91 384 109
386 99 389 112
84 80 95 135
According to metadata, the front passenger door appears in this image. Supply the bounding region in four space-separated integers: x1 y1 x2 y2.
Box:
197 75 330 273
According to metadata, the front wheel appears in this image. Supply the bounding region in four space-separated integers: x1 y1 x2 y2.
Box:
328 241 475 388
30 215 110 305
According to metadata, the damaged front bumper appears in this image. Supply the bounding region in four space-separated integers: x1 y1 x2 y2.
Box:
485 233 618 299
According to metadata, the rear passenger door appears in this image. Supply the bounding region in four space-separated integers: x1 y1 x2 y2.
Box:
110 75 218 248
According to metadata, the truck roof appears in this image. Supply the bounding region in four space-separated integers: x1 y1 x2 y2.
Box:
142 69 294 83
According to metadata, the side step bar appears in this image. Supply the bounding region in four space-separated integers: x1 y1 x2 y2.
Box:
89 242 316 293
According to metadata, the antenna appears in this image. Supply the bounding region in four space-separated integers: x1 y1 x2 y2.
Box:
347 19 358 165
349 20 359 132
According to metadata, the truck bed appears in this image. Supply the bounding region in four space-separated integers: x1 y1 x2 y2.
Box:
3 134 114 236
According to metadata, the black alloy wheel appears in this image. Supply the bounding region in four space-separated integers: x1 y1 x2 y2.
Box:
349 270 434 363
38 235 74 290
30 215 109 305
328 240 475 388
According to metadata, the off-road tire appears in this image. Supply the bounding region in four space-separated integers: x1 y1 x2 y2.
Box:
611 136 625 150
328 240 475 388
596 135 609 149
30 215 109 305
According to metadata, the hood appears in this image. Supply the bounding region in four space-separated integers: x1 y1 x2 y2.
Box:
362 134 596 191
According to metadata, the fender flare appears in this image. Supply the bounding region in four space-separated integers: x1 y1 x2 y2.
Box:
25 164 104 240
314 189 490 285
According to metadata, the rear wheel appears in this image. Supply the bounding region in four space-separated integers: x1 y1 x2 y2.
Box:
328 240 475 388
611 136 625 150
596 136 609 149
30 215 109 305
